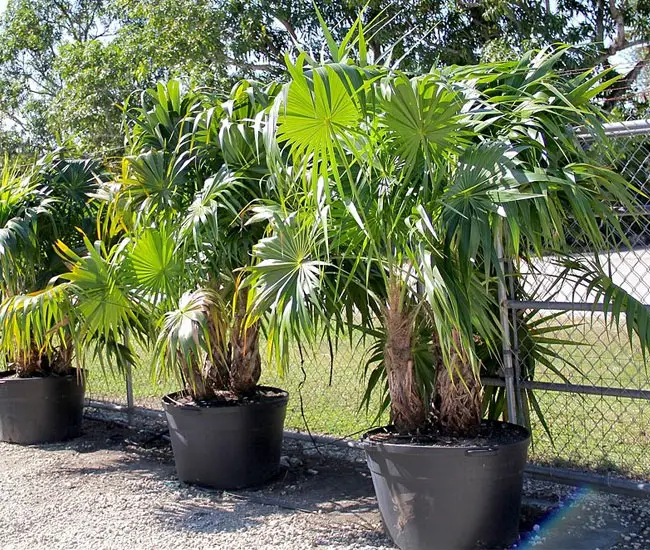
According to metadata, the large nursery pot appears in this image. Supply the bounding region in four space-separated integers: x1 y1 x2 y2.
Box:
0 369 86 444
163 386 289 489
362 420 530 550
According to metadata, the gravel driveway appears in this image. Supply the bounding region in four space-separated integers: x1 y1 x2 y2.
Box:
0 415 390 550
1 412 649 550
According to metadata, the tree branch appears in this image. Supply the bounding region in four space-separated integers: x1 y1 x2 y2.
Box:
617 57 649 92
0 110 28 132
597 38 649 63
608 0 627 52
275 16 299 43
595 0 605 45
224 56 281 73
51 0 83 42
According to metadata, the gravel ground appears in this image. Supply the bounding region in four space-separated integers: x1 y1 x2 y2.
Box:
1 410 649 550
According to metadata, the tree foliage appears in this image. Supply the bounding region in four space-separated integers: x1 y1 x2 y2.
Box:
246 35 650 436
3 1 650 155
0 151 102 375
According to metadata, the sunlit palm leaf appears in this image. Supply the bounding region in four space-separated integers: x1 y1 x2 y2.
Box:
57 236 146 346
153 288 228 392
127 227 182 304
0 284 72 362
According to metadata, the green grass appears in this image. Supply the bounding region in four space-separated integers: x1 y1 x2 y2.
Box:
86 335 386 437
86 312 650 479
260 337 387 437
525 312 650 479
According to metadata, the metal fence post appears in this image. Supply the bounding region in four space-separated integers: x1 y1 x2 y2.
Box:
496 222 519 425
507 258 526 426
124 329 134 425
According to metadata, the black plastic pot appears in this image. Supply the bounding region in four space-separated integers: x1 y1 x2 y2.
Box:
0 370 86 444
362 421 530 550
162 387 289 489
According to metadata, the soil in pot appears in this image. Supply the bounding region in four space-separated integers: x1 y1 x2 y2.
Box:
0 369 86 444
163 386 289 490
362 420 530 550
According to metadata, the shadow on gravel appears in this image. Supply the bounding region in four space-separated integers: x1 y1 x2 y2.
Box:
154 486 391 547
31 416 172 458
155 499 282 534
52 453 175 483
27 416 388 541
307 528 392 549
152 438 387 540
245 452 379 515
26 417 174 482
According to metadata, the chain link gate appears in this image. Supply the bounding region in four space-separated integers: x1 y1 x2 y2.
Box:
85 119 650 495
488 119 650 495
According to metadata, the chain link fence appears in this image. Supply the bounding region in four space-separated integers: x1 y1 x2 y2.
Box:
86 119 650 492
85 334 382 438
501 120 650 490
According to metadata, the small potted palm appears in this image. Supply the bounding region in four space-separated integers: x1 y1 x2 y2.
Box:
0 155 101 444
248 38 650 549
59 79 288 488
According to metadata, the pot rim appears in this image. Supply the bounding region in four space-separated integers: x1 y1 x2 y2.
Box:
361 419 530 452
162 385 289 411
0 368 86 383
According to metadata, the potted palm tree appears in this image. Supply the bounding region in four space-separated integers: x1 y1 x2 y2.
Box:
247 42 650 549
0 154 101 444
52 79 289 488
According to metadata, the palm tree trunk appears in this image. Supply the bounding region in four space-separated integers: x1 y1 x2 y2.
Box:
432 329 482 436
52 336 74 375
229 287 261 395
14 343 45 377
202 317 230 393
384 284 426 434
179 351 212 400
14 356 38 378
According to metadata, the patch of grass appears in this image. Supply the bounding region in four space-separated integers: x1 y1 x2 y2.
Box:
260 338 386 438
85 312 650 478
85 346 174 407
525 312 650 479
86 336 385 437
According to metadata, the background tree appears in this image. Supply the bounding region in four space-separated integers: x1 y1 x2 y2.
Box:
0 0 232 156
2 0 650 156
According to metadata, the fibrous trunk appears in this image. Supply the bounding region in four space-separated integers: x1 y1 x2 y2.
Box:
53 342 74 375
186 287 261 400
14 345 44 377
14 340 73 377
432 329 482 436
384 284 426 434
229 286 261 395
179 351 212 400
201 315 230 396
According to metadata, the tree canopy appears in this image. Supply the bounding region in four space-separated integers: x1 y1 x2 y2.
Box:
1 0 650 156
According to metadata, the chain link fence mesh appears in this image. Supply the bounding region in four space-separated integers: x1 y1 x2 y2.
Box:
516 122 650 481
85 335 385 437
521 311 650 478
86 119 650 483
